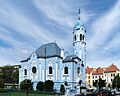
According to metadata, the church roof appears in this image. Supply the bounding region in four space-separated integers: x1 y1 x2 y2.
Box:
35 42 61 58
21 42 61 62
63 55 81 63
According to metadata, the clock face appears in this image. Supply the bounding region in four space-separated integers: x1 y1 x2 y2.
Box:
82 42 85 47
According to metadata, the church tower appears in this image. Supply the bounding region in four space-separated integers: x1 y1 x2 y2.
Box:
73 9 86 83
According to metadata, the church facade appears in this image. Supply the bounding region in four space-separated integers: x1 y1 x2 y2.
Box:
19 10 86 92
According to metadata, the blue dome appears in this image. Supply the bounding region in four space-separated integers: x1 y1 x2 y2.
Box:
74 19 83 30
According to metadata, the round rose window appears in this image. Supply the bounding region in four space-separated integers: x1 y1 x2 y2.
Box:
32 66 36 74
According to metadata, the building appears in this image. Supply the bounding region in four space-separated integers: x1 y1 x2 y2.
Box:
19 10 86 92
86 64 120 88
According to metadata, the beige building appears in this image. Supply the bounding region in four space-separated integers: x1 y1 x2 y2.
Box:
86 64 120 88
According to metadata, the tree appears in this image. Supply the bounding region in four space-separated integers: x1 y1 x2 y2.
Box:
36 81 44 91
0 79 4 88
44 80 54 92
93 78 106 91
12 69 19 84
1 66 19 84
112 74 120 91
20 79 33 96
60 84 65 94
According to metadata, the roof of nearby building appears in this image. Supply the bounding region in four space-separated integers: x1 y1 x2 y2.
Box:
63 55 81 63
86 64 119 75
21 42 61 62
86 66 94 74
104 64 119 73
92 68 104 75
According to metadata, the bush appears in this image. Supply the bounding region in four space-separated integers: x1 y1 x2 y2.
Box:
44 80 54 92
36 81 44 91
60 84 65 94
20 79 33 91
10 84 17 92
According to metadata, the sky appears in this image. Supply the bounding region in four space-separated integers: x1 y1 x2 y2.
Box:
0 0 120 68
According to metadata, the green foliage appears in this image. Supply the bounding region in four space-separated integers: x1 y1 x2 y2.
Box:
112 74 120 90
44 80 54 92
93 78 106 90
20 79 33 91
93 80 98 87
12 69 19 84
0 79 4 88
10 84 17 92
60 84 65 94
0 66 19 84
36 81 44 91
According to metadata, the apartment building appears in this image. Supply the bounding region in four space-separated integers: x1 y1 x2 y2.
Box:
86 64 120 88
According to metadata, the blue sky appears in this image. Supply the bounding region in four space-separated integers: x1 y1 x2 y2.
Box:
0 0 120 68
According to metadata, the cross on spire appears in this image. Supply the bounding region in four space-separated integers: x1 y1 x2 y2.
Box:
78 9 80 14
78 9 81 20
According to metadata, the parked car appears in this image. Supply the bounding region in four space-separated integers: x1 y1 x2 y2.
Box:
115 91 120 95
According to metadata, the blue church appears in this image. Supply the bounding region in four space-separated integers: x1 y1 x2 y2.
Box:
19 10 86 92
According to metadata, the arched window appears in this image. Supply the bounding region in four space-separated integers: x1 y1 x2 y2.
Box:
49 66 52 74
80 34 82 40
64 67 68 74
32 66 37 74
24 69 27 75
83 35 84 41
74 35 77 41
77 67 80 74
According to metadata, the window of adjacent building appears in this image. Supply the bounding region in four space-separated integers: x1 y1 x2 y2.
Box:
113 74 115 77
24 69 27 75
64 67 68 74
49 66 52 74
77 67 80 74
93 76 94 79
88 76 90 79
32 66 36 74
96 76 97 78
111 74 112 77
88 80 90 83
99 76 101 78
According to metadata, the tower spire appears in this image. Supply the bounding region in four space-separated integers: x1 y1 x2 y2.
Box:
78 9 80 20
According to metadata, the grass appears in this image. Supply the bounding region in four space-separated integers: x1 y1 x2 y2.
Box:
0 92 58 96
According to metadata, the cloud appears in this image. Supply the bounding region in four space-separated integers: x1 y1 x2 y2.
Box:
33 0 75 28
0 0 74 65
86 1 120 68
88 0 120 52
0 0 119 69
87 57 120 69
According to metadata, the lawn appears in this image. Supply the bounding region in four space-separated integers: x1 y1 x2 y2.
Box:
0 92 57 96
